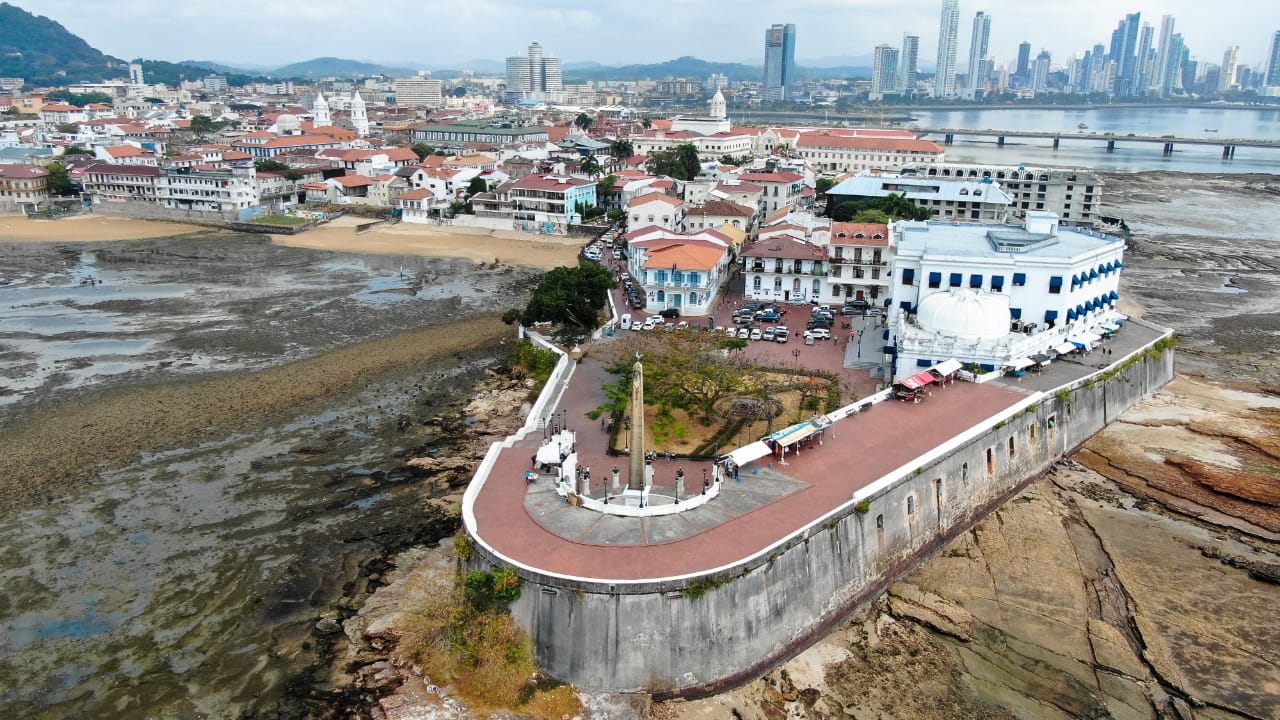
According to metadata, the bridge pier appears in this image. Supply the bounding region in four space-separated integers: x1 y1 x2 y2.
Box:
944 133 954 145
1163 142 1174 156
997 136 1005 147
1052 137 1060 149
1222 145 1236 159
1106 139 1116 153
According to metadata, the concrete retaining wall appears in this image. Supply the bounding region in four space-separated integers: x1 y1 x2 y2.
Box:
90 200 239 223
468 328 1176 696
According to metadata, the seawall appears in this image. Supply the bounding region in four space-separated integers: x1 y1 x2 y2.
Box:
465 322 1176 696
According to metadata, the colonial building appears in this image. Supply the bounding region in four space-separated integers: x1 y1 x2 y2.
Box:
509 173 597 228
624 227 734 315
738 171 807 213
0 164 50 211
741 235 828 304
83 163 162 203
156 166 258 213
887 212 1126 379
826 222 892 305
627 193 683 230
683 199 756 232
411 123 550 150
827 173 1012 224
795 132 945 175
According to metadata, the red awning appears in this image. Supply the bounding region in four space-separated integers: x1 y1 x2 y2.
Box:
895 371 937 390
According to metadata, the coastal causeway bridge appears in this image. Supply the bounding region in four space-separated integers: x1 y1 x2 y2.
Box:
462 320 1175 696
916 127 1280 159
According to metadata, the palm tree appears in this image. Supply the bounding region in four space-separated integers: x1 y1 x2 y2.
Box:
610 138 634 160
574 112 594 132
580 155 603 178
641 117 652 130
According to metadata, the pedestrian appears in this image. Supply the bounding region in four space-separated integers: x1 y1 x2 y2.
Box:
531 454 537 468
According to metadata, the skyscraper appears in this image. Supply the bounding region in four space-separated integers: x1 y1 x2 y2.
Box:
504 42 564 101
1015 41 1031 87
1117 12 1141 95
965 12 991 98
1163 34 1185 95
763 23 796 101
1220 45 1240 92
871 45 900 99
1267 30 1280 87
933 0 960 98
1134 23 1154 94
1152 15 1176 96
1031 50 1051 92
899 33 920 93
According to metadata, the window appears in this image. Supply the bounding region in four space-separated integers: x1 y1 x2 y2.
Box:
1008 436 1016 459
961 462 969 480
906 496 916 514
1029 423 1038 444
990 275 1004 291
969 274 983 289
901 268 915 286
934 478 943 507
1049 276 1063 294
1044 310 1058 325
986 447 994 475
753 276 761 290
1010 307 1022 319
949 272 962 288
928 272 942 288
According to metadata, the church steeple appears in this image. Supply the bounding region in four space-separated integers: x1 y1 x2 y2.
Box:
350 90 368 137
312 92 330 126
709 90 726 120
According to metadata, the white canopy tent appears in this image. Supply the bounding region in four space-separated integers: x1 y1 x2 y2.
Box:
724 440 773 468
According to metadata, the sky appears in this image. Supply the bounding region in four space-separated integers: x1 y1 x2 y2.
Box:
12 0 1280 70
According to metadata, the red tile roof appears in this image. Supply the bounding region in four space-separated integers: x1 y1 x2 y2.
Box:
512 174 594 191
830 222 890 246
796 133 943 152
686 200 754 218
627 193 681 208
739 172 805 183
740 237 827 260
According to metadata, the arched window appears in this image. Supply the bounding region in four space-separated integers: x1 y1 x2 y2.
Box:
688 291 697 306
753 276 762 290
656 290 665 302
906 496 916 514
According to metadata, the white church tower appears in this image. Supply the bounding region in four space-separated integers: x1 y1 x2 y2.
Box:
350 90 368 137
709 89 727 120
312 92 331 126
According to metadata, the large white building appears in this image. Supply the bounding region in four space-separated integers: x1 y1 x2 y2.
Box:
886 212 1126 379
795 131 944 175
394 77 444 108
871 45 900 100
900 162 1104 228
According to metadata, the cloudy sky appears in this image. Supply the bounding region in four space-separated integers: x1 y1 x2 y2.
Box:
14 0 1280 69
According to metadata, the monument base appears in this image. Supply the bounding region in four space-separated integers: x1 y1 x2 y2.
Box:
622 488 645 508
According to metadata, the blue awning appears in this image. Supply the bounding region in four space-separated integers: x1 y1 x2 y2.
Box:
1013 272 1026 285
928 271 941 285
1010 307 1022 319
1044 310 1059 322
1105 261 1114 273
901 268 915 283
1067 308 1077 320
1109 290 1119 300
1071 341 1086 349
949 272 962 286
1076 304 1086 316
1114 260 1123 269
970 274 983 288
1090 268 1099 279
991 275 1005 287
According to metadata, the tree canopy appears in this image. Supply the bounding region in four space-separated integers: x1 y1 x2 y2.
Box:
645 143 700 181
511 265 616 330
411 142 435 160
45 162 75 196
815 177 836 196
573 112 594 132
254 159 290 173
610 138 633 159
830 192 932 222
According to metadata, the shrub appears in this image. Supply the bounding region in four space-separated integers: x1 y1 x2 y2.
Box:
454 535 475 562
855 500 871 515
492 566 522 605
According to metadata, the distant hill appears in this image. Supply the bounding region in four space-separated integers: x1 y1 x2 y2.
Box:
0 2 267 87
571 56 761 83
0 1 119 84
272 56 418 79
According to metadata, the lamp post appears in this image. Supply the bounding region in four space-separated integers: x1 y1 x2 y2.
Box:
622 415 631 454
792 347 801 370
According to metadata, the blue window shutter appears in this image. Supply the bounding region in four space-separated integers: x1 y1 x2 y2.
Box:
916 358 933 367
991 275 1005 288
901 268 915 285
1049 275 1063 288
1013 272 1026 285
970 274 982 288
928 271 941 286
1010 307 1022 319
949 272 962 287
1044 310 1058 322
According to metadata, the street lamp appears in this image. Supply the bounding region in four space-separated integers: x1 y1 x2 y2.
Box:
622 414 631 453
792 347 801 370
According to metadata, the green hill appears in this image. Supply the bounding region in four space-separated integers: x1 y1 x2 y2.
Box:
271 56 417 79
0 2 119 84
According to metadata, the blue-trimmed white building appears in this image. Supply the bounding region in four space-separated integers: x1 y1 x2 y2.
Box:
885 212 1125 379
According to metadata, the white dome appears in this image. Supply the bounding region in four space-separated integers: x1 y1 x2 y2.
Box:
916 289 1010 340
275 113 301 132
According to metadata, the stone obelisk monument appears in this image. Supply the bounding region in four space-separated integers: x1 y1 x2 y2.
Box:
624 359 646 507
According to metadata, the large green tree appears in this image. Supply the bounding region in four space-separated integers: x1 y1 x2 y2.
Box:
574 112 594 132
645 143 701 181
516 264 616 330
830 192 931 222
45 162 75 196
579 155 602 178
189 115 214 138
610 138 634 159
411 142 435 160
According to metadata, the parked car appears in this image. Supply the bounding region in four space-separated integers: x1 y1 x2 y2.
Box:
866 308 884 317
737 328 750 339
749 328 763 341
659 308 681 319
620 313 632 330
805 328 831 340
811 304 833 315
774 331 789 343
642 318 658 330
755 310 782 322
762 327 776 341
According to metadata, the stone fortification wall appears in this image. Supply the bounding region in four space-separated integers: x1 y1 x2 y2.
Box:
468 322 1176 696
90 200 239 223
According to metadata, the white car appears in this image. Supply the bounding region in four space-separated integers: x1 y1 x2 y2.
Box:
642 318 658 330
750 328 763 341
805 328 831 340
737 327 750 339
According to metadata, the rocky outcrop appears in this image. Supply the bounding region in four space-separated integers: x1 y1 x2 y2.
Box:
659 376 1280 720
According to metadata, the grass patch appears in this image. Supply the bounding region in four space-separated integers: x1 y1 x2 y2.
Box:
247 214 311 226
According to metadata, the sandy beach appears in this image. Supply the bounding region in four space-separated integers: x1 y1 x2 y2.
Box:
273 221 587 269
0 215 205 242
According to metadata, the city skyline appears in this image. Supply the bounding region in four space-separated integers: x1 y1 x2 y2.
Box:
6 0 1279 72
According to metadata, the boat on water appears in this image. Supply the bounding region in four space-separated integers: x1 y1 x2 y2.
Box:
1078 122 1088 129
1205 128 1219 132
